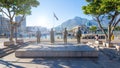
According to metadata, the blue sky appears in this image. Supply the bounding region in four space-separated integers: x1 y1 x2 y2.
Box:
26 0 92 28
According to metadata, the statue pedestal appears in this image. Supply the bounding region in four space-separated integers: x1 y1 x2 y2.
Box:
15 44 98 58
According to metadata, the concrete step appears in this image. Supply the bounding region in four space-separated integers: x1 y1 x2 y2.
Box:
0 43 27 58
0 50 15 57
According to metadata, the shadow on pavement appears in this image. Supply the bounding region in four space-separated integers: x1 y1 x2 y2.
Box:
31 57 98 68
0 59 24 68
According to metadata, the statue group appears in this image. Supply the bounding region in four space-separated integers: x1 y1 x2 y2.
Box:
36 27 82 44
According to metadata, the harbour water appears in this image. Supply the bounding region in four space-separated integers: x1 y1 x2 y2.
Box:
26 34 75 39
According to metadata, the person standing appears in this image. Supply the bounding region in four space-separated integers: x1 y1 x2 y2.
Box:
50 28 55 43
63 28 68 44
76 27 82 44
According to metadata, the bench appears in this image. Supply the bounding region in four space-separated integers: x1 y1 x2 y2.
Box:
4 41 14 46
16 39 24 44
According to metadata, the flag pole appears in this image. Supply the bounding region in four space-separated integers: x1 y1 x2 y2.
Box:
52 12 55 30
53 12 59 30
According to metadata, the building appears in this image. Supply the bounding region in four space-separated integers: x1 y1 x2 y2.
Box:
0 15 10 37
70 25 88 34
26 26 49 37
15 16 26 37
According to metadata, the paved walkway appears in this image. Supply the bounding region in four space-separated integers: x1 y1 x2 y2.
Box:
0 51 120 68
0 38 120 68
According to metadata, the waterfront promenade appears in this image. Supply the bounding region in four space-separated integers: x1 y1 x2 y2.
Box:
0 38 96 49
0 37 120 68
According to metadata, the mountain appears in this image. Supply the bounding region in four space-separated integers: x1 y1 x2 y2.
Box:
55 16 98 31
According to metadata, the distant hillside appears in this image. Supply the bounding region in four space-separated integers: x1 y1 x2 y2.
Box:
55 16 98 31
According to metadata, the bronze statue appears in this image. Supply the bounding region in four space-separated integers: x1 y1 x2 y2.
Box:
50 28 55 43
76 27 82 44
36 29 41 43
63 28 68 44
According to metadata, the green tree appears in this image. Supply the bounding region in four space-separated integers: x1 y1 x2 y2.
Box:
0 0 39 41
82 0 120 46
89 26 97 33
114 26 120 31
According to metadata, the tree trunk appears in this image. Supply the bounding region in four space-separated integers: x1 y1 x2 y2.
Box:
15 26 17 42
108 25 111 46
9 24 14 42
